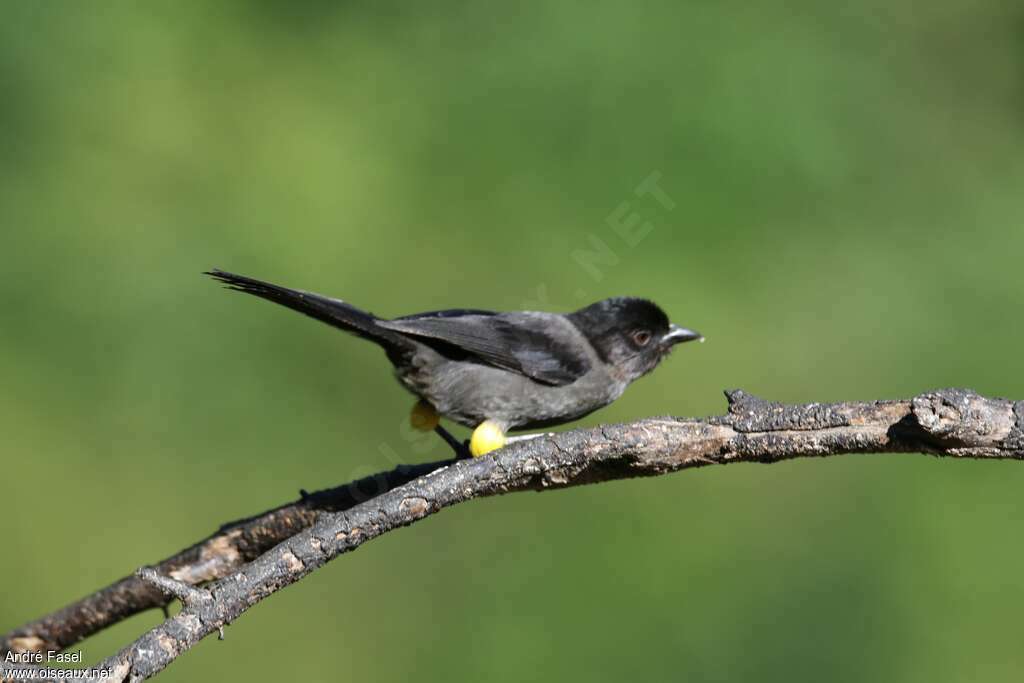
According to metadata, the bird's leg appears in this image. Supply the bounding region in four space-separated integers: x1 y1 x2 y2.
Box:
434 424 472 460
410 400 471 460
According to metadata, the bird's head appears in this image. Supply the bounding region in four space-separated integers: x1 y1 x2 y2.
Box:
568 297 702 382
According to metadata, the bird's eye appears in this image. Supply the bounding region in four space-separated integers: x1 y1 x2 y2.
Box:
632 330 652 346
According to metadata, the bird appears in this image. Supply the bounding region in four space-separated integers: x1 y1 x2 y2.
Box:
205 269 703 458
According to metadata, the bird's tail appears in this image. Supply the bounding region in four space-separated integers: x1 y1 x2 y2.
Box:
205 269 409 350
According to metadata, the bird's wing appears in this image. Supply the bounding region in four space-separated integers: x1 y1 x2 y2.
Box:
378 312 590 386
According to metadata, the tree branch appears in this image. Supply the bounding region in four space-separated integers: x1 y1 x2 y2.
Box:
1 459 452 656
3 388 1022 682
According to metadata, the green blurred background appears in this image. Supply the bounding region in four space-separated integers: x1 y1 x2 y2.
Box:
3 2 1023 681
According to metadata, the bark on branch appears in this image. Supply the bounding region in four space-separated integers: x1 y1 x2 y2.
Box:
1 459 450 656
3 388 1022 682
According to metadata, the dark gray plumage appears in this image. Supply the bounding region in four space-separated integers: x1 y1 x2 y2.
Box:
205 269 702 432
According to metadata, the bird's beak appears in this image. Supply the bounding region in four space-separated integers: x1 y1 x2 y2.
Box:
662 324 704 346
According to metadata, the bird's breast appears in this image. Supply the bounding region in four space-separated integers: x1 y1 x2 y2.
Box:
395 357 626 431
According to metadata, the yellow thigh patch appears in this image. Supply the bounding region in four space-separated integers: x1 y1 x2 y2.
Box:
470 420 507 457
409 400 440 432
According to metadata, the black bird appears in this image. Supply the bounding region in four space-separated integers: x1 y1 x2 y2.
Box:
205 269 703 458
